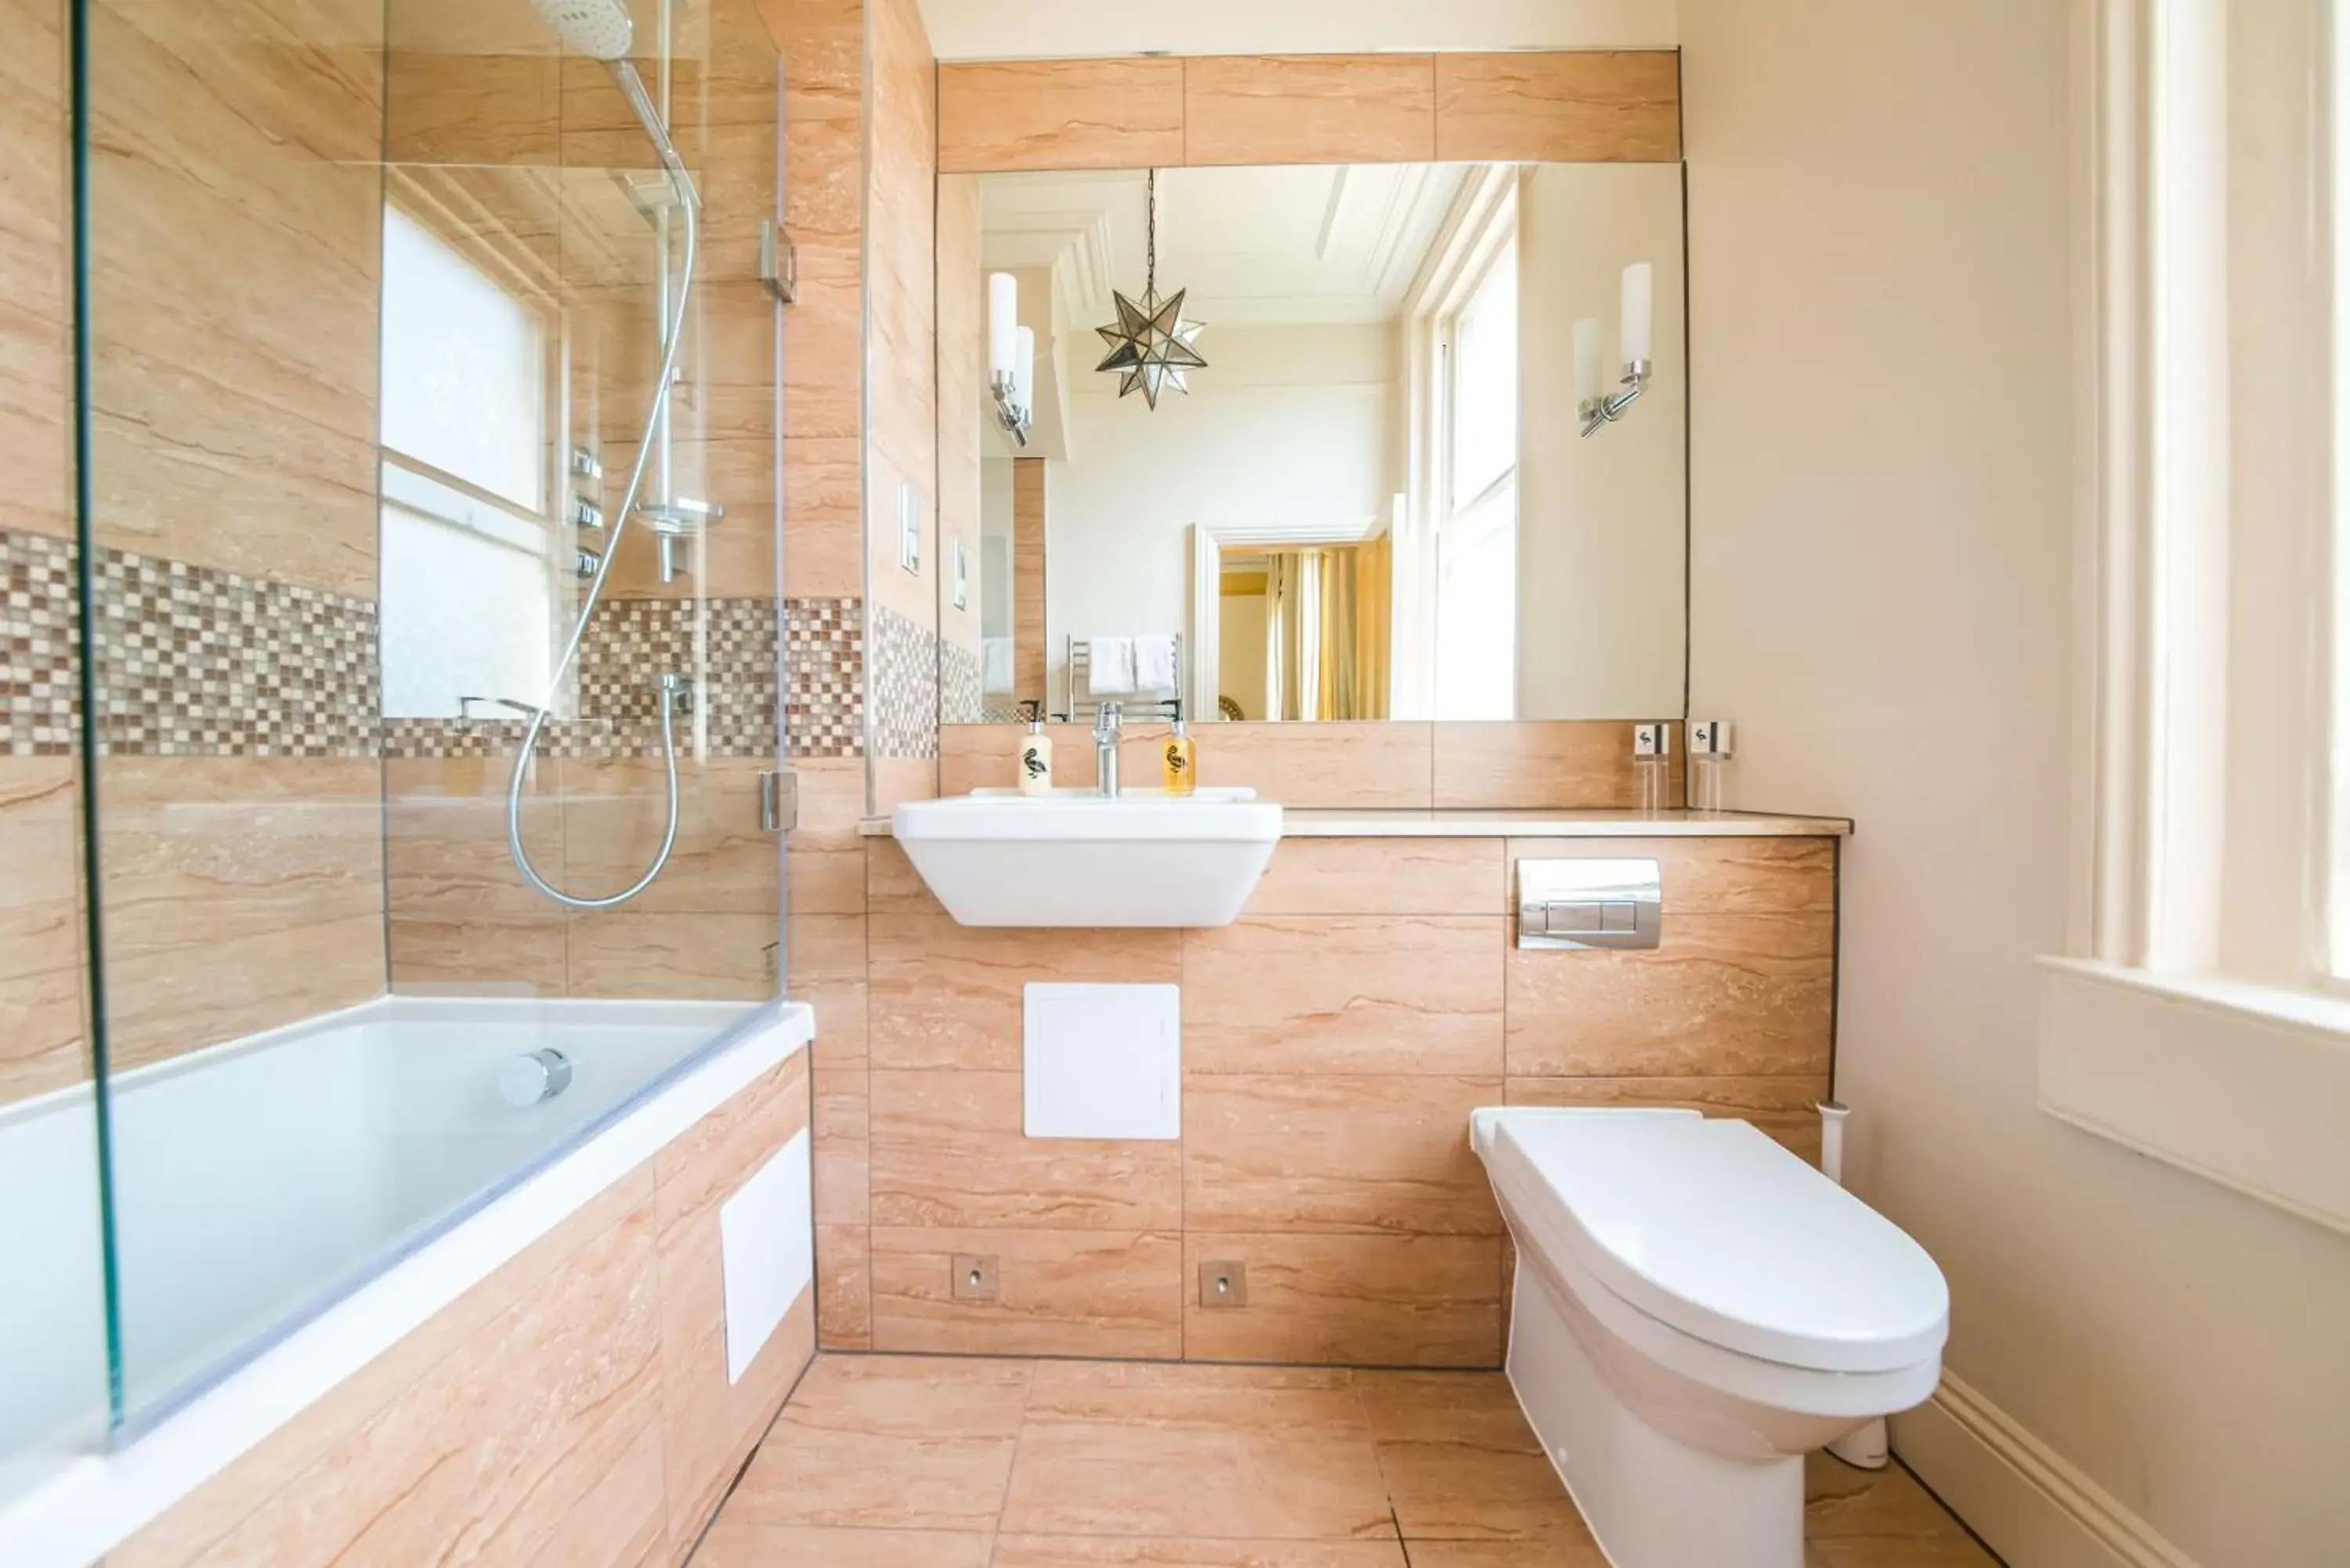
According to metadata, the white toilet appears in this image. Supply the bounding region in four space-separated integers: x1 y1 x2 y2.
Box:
1471 1107 1949 1568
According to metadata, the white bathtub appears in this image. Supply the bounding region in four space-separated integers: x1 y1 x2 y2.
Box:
0 994 810 1567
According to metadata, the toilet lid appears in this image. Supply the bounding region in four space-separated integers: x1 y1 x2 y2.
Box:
1495 1113 1949 1374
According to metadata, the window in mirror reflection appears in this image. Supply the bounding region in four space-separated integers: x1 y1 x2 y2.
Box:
956 161 1686 724
1435 220 1519 719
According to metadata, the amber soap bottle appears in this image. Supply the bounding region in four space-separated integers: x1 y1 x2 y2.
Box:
1161 716 1195 796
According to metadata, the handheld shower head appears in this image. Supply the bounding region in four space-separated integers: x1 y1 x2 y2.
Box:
530 0 697 207
532 0 635 61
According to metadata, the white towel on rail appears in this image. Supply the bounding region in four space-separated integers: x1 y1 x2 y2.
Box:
1133 634 1179 692
982 637 1014 693
1087 637 1135 694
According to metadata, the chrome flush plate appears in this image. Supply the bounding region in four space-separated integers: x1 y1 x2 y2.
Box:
1517 858 1664 950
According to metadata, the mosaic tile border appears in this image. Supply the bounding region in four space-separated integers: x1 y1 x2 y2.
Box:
2 527 382 758
939 635 982 728
870 603 939 761
575 595 780 760
784 596 862 759
2 527 866 764
91 548 381 757
1 529 76 756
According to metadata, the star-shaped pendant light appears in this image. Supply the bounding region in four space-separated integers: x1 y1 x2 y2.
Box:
1095 168 1206 409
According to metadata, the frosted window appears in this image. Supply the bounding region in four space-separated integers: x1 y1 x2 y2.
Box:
380 204 545 509
378 500 553 719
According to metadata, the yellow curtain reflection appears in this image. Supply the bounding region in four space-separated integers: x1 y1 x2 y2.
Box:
1260 542 1390 721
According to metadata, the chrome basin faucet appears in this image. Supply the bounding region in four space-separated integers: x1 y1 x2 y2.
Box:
1094 703 1123 798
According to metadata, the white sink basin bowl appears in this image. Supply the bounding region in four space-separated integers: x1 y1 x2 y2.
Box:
891 788 1283 927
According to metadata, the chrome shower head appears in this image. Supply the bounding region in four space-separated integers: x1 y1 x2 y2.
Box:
532 0 635 60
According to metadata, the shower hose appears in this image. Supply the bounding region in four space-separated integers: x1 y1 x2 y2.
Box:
504 174 700 910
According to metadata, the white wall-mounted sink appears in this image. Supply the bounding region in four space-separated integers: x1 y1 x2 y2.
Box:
891 788 1283 927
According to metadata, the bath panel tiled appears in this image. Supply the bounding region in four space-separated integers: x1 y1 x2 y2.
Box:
117 1049 816 1568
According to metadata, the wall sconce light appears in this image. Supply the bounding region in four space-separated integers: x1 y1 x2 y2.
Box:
1578 261 1654 438
988 272 1034 447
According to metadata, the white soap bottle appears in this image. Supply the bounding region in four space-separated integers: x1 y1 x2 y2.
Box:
1017 711 1054 796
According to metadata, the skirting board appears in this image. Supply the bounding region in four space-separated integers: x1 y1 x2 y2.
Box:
1892 1373 2199 1568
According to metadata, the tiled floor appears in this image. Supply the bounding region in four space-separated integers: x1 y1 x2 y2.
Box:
692 1355 2004 1567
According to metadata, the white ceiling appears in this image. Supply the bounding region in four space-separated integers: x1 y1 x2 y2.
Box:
914 0 1676 60
979 164 1471 330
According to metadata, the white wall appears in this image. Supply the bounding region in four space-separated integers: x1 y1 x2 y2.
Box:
1517 163 1687 720
916 0 1675 60
1682 2 2350 1563
1217 591 1268 721
1046 323 1397 704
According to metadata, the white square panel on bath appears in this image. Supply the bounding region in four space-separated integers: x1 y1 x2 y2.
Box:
718 1126 812 1385
1024 983 1181 1141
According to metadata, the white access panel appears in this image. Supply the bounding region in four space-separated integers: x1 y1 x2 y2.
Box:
1022 983 1182 1141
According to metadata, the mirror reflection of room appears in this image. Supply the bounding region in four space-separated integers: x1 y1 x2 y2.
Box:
958 159 1687 725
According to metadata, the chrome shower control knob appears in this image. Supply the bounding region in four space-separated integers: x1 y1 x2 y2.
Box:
498 1048 573 1108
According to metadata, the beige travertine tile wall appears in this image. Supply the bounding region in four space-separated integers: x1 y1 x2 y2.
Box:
85 0 390 1056
821 824 1835 1367
376 0 791 1007
935 172 983 721
0 0 85 1106
941 719 1687 808
0 0 390 1100
937 50 1683 174
114 1044 816 1568
862 0 945 793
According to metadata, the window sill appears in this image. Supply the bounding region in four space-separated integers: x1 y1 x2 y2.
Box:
2037 958 2350 1234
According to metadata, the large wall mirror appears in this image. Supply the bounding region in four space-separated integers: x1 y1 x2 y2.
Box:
937 159 1687 725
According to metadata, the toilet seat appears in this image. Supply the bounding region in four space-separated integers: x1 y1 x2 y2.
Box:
1480 1109 1948 1375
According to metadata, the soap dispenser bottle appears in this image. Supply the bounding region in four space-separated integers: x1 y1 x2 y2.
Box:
1017 703 1054 796
1162 711 1195 797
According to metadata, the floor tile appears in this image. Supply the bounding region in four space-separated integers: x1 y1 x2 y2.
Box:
692 1357 2002 1568
692 1522 995 1566
1400 1545 1608 1568
1802 1453 2002 1566
718 1355 1032 1530
1000 1361 1394 1541
1357 1371 1593 1545
992 1540 1409 1567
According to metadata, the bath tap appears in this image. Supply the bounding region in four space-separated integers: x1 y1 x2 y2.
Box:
1094 703 1123 798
